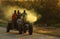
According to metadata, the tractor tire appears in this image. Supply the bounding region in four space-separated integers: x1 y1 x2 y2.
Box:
18 25 23 34
28 24 33 35
23 25 27 33
6 23 11 32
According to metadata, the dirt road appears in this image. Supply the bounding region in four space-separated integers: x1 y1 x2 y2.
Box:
0 27 60 39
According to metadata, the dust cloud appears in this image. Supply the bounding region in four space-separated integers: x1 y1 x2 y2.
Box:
3 6 41 23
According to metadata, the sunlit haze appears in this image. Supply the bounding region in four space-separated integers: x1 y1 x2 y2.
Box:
3 6 41 23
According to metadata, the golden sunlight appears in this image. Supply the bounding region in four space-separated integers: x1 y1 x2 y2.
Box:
3 6 39 23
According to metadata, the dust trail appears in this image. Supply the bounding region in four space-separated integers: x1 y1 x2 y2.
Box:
3 6 41 23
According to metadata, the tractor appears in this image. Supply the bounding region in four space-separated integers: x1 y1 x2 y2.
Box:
6 20 33 35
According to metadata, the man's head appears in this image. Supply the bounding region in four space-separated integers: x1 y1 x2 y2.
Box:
17 10 21 14
18 10 19 13
14 10 16 14
24 10 26 13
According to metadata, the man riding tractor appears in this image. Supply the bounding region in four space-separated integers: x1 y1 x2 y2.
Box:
21 10 33 35
6 10 22 34
6 10 33 35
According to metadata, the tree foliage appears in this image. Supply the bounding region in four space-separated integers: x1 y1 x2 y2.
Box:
1 0 60 25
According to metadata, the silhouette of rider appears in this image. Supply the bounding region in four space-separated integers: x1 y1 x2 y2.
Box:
17 10 21 19
21 10 27 22
12 10 17 28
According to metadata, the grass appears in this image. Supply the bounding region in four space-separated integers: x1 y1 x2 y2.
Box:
35 27 60 37
0 20 7 27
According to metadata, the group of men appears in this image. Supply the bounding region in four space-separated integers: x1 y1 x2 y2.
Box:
12 10 27 28
7 10 33 35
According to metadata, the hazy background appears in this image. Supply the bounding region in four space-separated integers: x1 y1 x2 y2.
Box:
0 0 60 27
